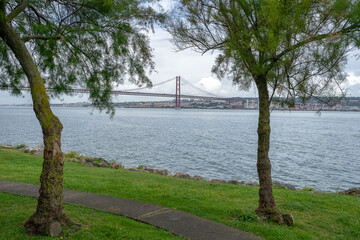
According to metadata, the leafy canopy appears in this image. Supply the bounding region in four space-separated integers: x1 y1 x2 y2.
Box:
168 0 360 104
0 0 165 113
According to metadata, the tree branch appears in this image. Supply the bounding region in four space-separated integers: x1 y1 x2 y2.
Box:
278 24 358 62
28 5 50 24
6 0 29 22
22 35 63 42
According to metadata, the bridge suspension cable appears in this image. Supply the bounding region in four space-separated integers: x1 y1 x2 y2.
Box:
122 77 176 92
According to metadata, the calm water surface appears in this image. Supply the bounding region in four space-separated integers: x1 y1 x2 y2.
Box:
0 107 359 192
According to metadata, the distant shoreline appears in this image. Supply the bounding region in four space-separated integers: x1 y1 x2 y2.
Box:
1 104 360 112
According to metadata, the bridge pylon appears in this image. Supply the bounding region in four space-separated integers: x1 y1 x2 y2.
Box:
175 76 181 109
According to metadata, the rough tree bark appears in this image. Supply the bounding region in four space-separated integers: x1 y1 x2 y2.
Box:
0 13 75 236
254 75 278 215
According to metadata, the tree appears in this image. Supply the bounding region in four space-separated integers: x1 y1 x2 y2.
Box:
167 0 360 222
0 0 163 235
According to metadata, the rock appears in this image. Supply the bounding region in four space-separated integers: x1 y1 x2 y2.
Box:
339 188 360 197
112 162 122 169
153 169 169 176
17 147 27 152
127 168 147 173
239 181 258 186
283 213 294 226
192 175 207 181
257 213 294 226
272 181 296 190
269 214 284 224
23 145 44 156
144 167 155 173
98 160 110 168
81 158 96 167
227 180 241 185
49 221 62 236
210 179 227 184
69 158 79 162
174 172 191 179
0 145 14 149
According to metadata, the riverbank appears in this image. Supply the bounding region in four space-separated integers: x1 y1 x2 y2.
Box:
0 144 322 192
2 144 359 196
1 148 359 240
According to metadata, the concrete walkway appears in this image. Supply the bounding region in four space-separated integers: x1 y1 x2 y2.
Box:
0 180 263 240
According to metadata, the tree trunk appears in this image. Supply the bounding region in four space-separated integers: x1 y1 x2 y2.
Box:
0 17 76 236
254 75 278 215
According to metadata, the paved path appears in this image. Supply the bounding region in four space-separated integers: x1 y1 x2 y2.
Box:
0 180 263 240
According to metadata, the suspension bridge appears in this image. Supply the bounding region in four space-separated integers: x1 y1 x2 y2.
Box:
5 76 235 109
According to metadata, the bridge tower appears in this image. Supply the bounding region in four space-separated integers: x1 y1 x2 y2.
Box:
175 76 181 108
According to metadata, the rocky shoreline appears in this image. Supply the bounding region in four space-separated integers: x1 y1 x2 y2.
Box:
1 144 359 198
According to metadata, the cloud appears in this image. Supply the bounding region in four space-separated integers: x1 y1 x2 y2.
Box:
195 77 222 94
347 72 360 86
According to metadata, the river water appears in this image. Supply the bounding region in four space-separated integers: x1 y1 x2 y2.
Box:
0 106 359 192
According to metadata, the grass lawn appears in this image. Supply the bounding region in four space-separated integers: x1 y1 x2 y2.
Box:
1 148 359 240
0 193 183 240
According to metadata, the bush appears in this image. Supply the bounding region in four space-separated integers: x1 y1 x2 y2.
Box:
15 144 27 149
301 188 315 192
64 151 81 160
230 209 259 222
136 165 145 170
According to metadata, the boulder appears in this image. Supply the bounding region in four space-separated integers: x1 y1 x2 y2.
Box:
127 168 147 173
81 158 96 167
69 158 79 162
0 145 14 149
17 147 27 152
112 162 122 169
227 180 241 185
144 167 155 173
192 175 207 181
339 188 360 198
98 160 110 168
272 181 296 190
174 172 190 179
153 169 169 176
49 221 62 236
239 180 258 186
283 213 295 226
210 179 227 184
24 145 44 156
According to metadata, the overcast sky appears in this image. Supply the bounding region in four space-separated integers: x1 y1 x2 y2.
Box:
1 6 360 104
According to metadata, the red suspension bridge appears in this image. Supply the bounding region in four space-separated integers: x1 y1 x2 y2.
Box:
4 76 234 108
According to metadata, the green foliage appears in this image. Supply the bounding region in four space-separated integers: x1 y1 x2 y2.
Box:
64 151 82 160
230 209 259 222
301 187 316 192
0 0 165 115
168 0 360 104
136 165 146 170
15 144 27 149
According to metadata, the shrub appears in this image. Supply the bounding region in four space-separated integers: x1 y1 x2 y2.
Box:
15 144 27 149
230 209 259 222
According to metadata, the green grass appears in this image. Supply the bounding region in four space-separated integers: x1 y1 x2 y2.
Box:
1 148 360 240
0 192 183 240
